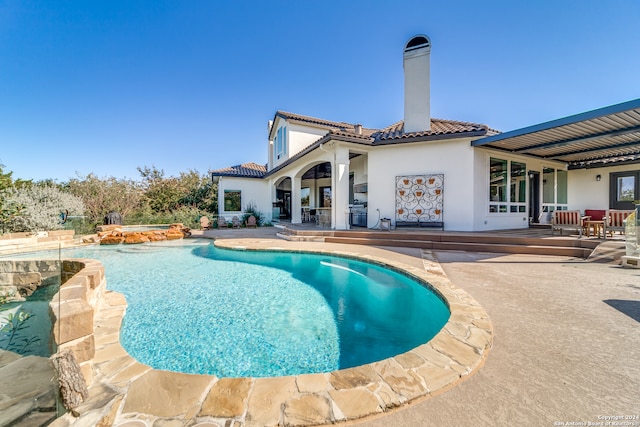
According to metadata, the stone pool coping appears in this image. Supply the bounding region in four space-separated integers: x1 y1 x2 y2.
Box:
52 238 493 427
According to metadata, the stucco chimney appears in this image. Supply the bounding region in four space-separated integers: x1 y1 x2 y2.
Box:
403 35 431 133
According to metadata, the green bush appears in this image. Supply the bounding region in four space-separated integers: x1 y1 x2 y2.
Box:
125 205 207 229
4 185 85 233
0 292 40 355
241 202 265 227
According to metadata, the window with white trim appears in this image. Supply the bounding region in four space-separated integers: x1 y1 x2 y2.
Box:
542 167 568 214
274 126 287 160
489 157 527 213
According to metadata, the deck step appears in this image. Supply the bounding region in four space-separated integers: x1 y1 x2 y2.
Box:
324 236 593 258
331 231 599 248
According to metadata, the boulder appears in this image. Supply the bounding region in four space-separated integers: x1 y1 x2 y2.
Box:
165 230 184 240
96 225 123 233
142 231 167 242
100 235 125 245
124 233 150 244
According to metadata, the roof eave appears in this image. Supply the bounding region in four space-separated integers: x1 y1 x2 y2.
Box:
210 173 266 178
472 98 640 147
376 130 490 145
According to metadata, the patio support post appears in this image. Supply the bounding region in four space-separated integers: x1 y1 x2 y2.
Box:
291 176 302 224
269 179 278 223
334 146 351 230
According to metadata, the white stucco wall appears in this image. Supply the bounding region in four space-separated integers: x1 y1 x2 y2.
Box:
569 164 638 212
367 138 476 231
288 123 327 156
269 119 328 170
217 177 272 221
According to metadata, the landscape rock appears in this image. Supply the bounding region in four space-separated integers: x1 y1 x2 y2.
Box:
123 233 150 244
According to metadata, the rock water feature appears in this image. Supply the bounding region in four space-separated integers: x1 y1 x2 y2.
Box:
95 224 192 245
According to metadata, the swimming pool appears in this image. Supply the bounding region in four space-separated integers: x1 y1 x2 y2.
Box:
36 240 450 377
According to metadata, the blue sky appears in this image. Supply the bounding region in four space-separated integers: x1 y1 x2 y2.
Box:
1 0 639 182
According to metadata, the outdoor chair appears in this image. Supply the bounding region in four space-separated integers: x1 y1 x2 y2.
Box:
309 209 317 224
551 210 586 238
217 217 228 229
605 209 634 236
200 216 212 230
231 216 242 229
245 215 257 228
582 209 606 235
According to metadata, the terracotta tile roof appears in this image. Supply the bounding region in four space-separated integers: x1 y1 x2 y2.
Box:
213 113 497 179
276 111 494 143
373 118 497 142
275 111 355 132
275 111 379 138
210 162 267 178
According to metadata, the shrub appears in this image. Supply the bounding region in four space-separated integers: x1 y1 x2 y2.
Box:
5 185 85 233
0 291 40 355
125 205 206 229
241 202 265 226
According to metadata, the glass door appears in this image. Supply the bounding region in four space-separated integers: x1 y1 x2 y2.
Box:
610 171 639 210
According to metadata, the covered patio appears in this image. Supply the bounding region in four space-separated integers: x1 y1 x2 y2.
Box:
473 98 640 219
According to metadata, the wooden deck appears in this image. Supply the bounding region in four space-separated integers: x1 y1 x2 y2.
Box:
277 223 626 260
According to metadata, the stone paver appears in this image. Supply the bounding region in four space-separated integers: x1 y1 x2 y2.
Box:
199 377 253 418
282 394 333 426
328 388 382 419
121 370 214 418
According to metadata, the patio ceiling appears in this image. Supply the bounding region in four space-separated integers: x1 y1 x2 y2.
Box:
471 98 640 169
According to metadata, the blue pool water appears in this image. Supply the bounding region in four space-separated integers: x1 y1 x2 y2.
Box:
33 240 450 377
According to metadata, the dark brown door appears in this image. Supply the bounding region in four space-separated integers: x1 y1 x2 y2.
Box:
610 171 640 210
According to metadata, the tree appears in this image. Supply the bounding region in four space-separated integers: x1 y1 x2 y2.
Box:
0 165 23 234
177 169 217 213
137 166 183 213
65 174 142 223
137 166 217 214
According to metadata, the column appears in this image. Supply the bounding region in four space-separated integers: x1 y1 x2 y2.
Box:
333 145 351 230
291 176 302 224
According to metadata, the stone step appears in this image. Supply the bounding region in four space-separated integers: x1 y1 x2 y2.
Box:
275 232 324 242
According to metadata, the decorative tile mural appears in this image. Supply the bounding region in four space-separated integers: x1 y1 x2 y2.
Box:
395 174 444 223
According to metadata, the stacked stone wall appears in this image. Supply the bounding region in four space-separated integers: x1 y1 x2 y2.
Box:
0 230 77 256
0 260 61 300
52 259 106 382
0 259 106 383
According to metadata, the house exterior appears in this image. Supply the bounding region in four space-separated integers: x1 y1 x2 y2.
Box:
212 35 640 231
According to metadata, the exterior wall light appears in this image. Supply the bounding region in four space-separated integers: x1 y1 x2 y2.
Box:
596 174 602 181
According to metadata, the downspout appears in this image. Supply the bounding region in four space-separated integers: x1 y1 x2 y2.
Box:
319 142 336 229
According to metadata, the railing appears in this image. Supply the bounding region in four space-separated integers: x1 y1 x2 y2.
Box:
1 252 65 425
624 208 639 257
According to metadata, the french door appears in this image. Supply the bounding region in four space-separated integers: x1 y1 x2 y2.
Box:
610 171 640 210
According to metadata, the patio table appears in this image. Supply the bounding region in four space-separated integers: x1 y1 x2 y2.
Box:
584 220 605 238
